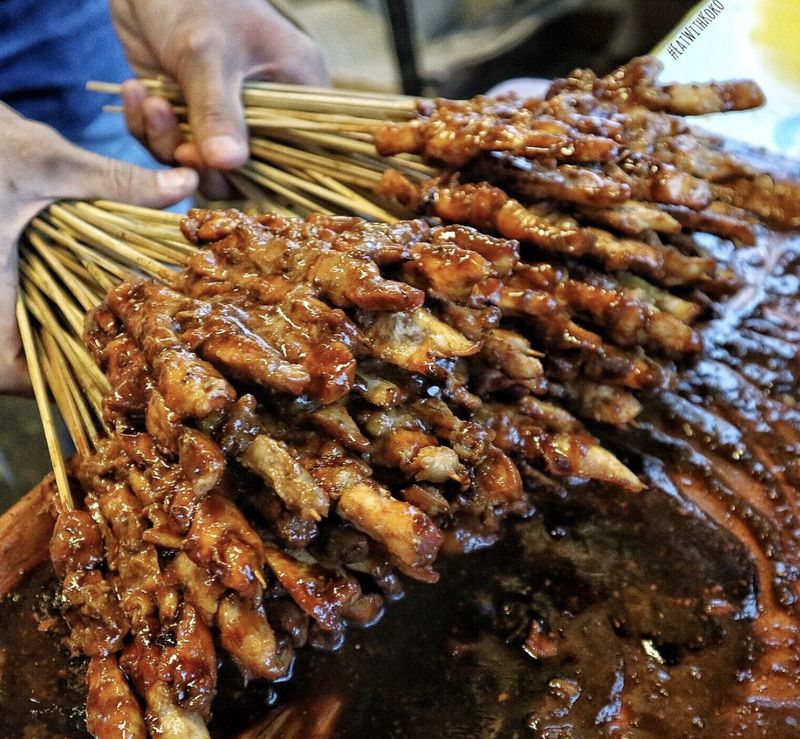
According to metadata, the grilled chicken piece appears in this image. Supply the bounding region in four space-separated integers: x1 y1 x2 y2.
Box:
185 495 266 600
86 656 148 739
217 594 294 681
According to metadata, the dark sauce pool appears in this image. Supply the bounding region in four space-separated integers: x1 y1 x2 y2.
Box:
0 484 761 738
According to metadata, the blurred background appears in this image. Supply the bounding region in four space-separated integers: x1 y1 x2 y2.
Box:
286 0 697 96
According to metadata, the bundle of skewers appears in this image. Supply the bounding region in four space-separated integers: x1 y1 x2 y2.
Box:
92 55 800 429
15 56 800 738
18 199 645 737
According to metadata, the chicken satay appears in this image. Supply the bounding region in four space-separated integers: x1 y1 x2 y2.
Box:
546 343 666 392
496 157 632 208
263 546 361 631
50 509 105 579
61 569 130 657
178 301 312 396
475 327 545 385
576 201 682 236
168 552 225 625
473 278 608 355
517 393 585 433
169 429 227 529
470 445 526 513
51 508 129 659
97 333 150 426
478 402 643 491
308 403 370 454
429 224 519 277
185 494 266 600
374 95 620 166
576 269 703 322
410 397 493 463
225 210 426 312
378 170 715 289
86 655 148 739
509 264 702 355
555 380 643 426
185 208 424 320
162 604 218 721
120 634 211 739
549 55 764 115
337 480 444 581
377 171 591 255
104 282 236 422
241 434 330 520
642 79 765 115
401 241 493 303
605 154 713 210
661 202 757 245
359 307 480 377
437 301 502 343
360 405 469 486
655 133 756 181
216 594 294 681
586 227 716 286
713 174 800 230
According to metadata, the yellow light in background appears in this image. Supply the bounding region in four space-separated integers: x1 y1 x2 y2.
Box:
752 0 800 86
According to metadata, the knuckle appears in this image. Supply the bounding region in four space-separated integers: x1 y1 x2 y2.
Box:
175 27 220 64
196 100 231 129
282 36 327 83
104 160 137 196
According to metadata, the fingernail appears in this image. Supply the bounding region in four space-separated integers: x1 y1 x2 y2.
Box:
157 167 198 195
201 135 247 167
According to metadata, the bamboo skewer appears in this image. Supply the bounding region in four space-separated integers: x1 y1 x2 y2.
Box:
21 277 110 397
27 233 101 312
15 296 74 512
40 330 92 459
49 205 177 283
30 217 133 283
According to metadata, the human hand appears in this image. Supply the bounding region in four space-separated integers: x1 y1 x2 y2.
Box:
110 0 328 181
0 103 197 394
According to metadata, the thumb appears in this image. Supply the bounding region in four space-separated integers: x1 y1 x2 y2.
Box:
179 58 248 170
63 147 198 208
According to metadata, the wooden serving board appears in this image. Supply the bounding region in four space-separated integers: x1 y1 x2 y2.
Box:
0 475 56 598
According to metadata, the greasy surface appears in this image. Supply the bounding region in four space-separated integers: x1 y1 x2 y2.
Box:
0 490 759 739
219 492 759 739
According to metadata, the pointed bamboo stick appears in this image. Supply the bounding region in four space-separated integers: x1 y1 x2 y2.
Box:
48 204 176 283
239 163 335 215
40 330 92 458
94 200 183 225
15 296 73 512
30 216 133 283
26 233 101 312
65 202 193 262
19 253 85 336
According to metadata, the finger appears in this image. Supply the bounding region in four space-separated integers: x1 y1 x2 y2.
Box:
179 58 248 170
174 141 206 170
121 79 148 144
197 167 238 201
62 147 198 208
0 251 29 395
0 348 30 395
142 96 182 163
274 33 330 87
